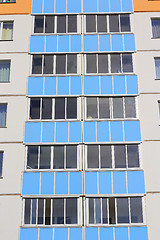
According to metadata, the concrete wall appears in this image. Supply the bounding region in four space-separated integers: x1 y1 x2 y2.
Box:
0 14 31 240
133 12 160 240
0 196 21 240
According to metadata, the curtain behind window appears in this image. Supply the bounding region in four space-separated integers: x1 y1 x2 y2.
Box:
0 61 10 82
155 59 160 79
152 20 160 38
2 23 13 40
0 152 3 177
0 104 7 127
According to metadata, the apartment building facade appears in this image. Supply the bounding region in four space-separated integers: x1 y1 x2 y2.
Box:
0 0 160 240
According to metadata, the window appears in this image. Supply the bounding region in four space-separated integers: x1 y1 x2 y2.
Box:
155 58 160 79
29 97 78 120
0 60 10 82
26 145 78 170
0 152 3 177
86 144 140 169
87 197 143 225
86 97 136 120
0 104 7 127
24 198 79 225
0 22 13 40
85 14 130 33
0 0 16 2
34 15 78 34
86 54 133 74
32 54 78 75
152 19 160 38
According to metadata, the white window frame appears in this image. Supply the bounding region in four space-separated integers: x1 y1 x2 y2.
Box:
31 54 81 76
85 144 141 171
28 97 81 121
23 197 82 227
84 53 134 75
86 196 145 226
84 14 131 34
0 21 13 40
85 96 137 121
33 15 81 35
25 145 80 171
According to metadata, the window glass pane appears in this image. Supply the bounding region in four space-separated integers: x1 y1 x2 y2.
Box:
155 58 160 79
38 199 44 224
130 198 143 223
117 198 129 223
57 16 66 33
122 54 133 73
27 146 38 169
25 199 31 224
67 98 77 119
152 19 160 38
45 199 51 225
32 199 37 224
100 145 112 168
120 15 130 32
87 97 98 119
98 54 108 73
52 199 64 224
86 54 97 73
0 60 10 82
97 15 107 32
43 55 53 74
68 15 77 33
95 198 101 224
114 145 126 168
109 198 115 224
127 145 140 168
86 15 96 32
55 98 65 119
0 104 7 127
109 15 119 32
87 145 99 168
40 146 51 169
45 16 54 33
0 152 3 177
30 98 40 119
67 54 77 74
53 146 64 169
125 97 136 118
66 198 77 224
113 98 123 118
34 16 44 33
99 98 110 119
89 198 94 224
66 145 77 169
2 22 13 40
56 55 66 74
42 98 52 119
32 55 42 74
111 54 121 73
102 198 108 224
